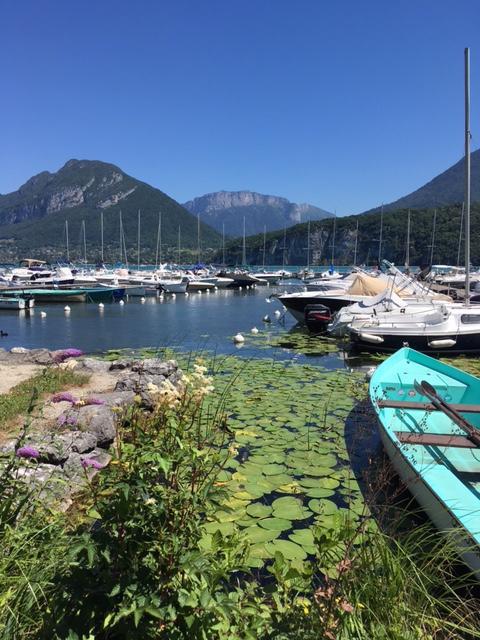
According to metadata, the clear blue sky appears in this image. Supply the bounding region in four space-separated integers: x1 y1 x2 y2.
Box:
1 0 479 215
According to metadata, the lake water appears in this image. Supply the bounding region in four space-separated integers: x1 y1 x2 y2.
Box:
0 282 348 364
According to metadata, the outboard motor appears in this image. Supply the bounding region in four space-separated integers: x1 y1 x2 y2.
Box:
304 304 332 333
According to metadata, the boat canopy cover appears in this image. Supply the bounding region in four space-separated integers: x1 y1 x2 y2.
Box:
346 289 406 313
345 274 391 296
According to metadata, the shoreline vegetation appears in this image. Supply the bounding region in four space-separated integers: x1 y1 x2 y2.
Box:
0 348 479 638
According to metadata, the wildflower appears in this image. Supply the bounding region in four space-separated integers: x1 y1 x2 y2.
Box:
52 391 78 404
84 397 106 406
144 497 156 505
16 445 40 459
53 348 83 363
228 444 239 457
81 458 105 470
340 600 354 614
57 414 78 427
336 558 352 574
146 382 160 394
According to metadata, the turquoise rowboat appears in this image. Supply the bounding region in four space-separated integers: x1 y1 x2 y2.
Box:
369 347 480 577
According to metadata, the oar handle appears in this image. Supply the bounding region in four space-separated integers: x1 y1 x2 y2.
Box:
414 380 480 447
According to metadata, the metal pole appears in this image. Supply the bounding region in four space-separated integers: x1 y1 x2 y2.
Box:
353 219 358 266
263 225 266 268
137 210 141 270
155 211 161 269
178 226 181 265
82 220 87 265
100 211 104 263
222 222 225 266
242 217 247 266
65 220 69 263
378 204 383 264
307 220 311 270
331 216 336 265
197 214 201 263
430 209 436 266
119 210 123 264
405 209 411 269
282 225 286 269
464 47 471 306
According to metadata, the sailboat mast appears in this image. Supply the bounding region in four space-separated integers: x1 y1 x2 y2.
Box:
430 209 436 266
282 225 287 269
263 225 267 268
137 210 141 270
242 217 247 266
100 211 104 264
405 210 411 269
177 226 181 265
378 204 383 264
353 219 359 266
82 220 87 265
222 223 225 266
457 203 464 267
155 211 161 269
307 220 311 270
331 216 336 266
119 210 123 264
464 47 471 306
197 214 201 263
65 220 69 263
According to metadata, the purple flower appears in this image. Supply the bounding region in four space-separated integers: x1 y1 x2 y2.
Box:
53 348 84 363
84 397 106 406
16 446 40 459
81 458 105 470
52 392 78 404
57 414 78 427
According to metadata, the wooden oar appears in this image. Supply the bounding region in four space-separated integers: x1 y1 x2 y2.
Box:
414 379 480 447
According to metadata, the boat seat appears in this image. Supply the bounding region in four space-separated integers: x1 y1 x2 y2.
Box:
394 432 477 448
377 399 480 414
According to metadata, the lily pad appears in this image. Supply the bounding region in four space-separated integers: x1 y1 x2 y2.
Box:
241 525 280 543
258 517 291 531
264 539 307 560
203 521 236 536
308 499 338 516
246 503 272 518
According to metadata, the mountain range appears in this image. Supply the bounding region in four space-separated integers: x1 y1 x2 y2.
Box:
0 160 221 263
363 149 480 214
183 191 332 236
0 149 478 264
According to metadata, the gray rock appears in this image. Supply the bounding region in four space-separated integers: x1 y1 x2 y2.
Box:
114 372 140 391
80 358 113 374
76 404 116 445
23 433 70 464
132 358 177 376
59 430 97 454
97 390 135 407
109 359 133 371
25 349 54 365
11 347 29 354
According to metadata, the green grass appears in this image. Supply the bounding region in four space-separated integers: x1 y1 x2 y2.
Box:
0 369 89 428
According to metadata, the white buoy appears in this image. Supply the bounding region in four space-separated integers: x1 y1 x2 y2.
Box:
233 333 245 343
206 289 210 294
98 303 104 309
185 292 189 297
265 297 271 303
64 305 71 313
40 311 47 318
251 327 259 334
119 300 125 306
263 315 271 323
198 290 202 294
140 297 146 303
172 293 176 299
239 286 243 291
274 309 282 319
214 286 218 290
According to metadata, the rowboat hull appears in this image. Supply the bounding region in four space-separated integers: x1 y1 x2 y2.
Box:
370 347 480 578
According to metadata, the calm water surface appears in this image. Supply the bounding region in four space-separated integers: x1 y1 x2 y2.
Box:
0 283 349 366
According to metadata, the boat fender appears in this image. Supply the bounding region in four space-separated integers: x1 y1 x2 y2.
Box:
427 339 457 348
359 332 384 344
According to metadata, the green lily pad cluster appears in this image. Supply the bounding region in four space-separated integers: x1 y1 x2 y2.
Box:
199 355 370 564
